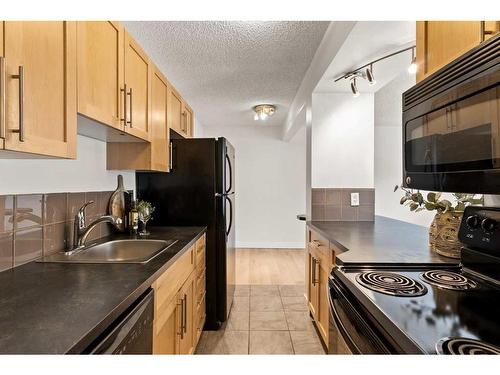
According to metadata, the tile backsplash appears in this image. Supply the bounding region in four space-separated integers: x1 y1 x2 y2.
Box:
0 191 114 272
311 188 375 222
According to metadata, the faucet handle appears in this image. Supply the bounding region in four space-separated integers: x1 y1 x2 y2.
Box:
76 200 94 228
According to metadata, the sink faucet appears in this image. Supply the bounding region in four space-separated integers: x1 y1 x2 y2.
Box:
72 201 123 250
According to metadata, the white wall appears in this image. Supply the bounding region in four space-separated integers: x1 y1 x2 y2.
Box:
311 93 374 188
0 135 136 195
203 125 307 248
374 72 435 227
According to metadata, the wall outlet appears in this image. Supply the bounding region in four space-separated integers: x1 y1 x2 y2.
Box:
350 192 360 207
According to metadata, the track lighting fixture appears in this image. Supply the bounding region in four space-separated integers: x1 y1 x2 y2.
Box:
350 77 360 97
366 64 376 85
334 45 417 97
408 47 417 74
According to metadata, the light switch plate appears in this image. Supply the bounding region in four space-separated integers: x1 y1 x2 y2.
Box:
350 192 360 206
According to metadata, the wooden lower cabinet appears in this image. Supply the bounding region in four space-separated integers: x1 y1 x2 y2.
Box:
152 234 206 354
306 227 334 349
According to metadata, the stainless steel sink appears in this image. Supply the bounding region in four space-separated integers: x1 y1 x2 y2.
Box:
38 239 177 264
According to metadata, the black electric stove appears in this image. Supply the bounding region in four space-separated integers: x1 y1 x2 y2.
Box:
329 206 500 355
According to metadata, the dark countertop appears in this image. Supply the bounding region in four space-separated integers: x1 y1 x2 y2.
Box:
0 226 205 354
308 216 458 267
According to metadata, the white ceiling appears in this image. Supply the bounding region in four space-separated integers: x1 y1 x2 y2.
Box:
314 21 416 94
123 21 329 128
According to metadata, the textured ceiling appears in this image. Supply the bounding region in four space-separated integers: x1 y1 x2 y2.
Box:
123 21 329 128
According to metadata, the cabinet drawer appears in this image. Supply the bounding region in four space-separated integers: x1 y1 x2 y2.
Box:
308 229 333 267
196 292 206 328
153 245 195 314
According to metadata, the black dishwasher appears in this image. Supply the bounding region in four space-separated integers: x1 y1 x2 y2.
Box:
84 289 154 354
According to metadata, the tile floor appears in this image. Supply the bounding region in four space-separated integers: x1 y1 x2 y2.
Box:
195 284 325 355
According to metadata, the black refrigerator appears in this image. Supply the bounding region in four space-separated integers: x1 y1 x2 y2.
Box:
136 137 235 330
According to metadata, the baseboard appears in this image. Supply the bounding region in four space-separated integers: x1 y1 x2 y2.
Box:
235 242 305 249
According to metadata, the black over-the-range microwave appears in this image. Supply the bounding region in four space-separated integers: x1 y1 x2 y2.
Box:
402 35 500 194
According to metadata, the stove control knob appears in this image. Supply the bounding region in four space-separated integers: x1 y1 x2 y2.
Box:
466 215 481 230
481 218 497 234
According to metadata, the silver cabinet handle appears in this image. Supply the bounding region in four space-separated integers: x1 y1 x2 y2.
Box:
311 257 316 286
127 87 133 128
120 84 127 126
314 259 320 285
177 297 184 339
0 57 5 139
182 294 188 334
11 66 24 142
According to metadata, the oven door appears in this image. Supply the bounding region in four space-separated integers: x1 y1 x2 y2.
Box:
328 275 392 354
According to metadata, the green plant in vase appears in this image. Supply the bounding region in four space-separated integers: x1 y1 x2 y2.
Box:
394 185 483 259
137 200 155 236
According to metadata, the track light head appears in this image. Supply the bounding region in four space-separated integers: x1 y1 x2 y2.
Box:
366 64 376 86
408 48 417 74
350 77 360 98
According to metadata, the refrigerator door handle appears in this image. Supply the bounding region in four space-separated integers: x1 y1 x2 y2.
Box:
225 196 233 236
225 153 233 194
215 192 235 197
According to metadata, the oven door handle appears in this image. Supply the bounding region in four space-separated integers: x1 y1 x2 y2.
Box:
328 282 361 354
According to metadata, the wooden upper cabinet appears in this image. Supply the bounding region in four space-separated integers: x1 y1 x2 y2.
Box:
77 21 124 130
123 31 151 141
1 21 77 158
168 86 183 136
183 103 194 138
106 64 169 172
416 21 500 83
1 22 4 150
150 66 170 171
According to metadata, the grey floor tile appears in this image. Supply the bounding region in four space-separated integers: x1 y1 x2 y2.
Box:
290 330 325 355
250 295 283 312
232 296 250 312
250 285 280 296
279 284 306 297
282 296 308 311
249 331 294 354
234 284 250 297
196 330 249 355
285 311 315 331
226 310 250 331
250 311 288 331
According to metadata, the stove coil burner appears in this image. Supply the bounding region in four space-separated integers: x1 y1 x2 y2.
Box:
355 271 427 297
437 337 500 355
420 270 477 291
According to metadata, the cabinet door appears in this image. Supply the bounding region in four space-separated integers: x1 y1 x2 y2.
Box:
416 21 483 82
3 21 77 158
153 295 180 354
317 260 329 347
150 66 169 171
77 21 124 130
178 271 196 355
0 21 4 150
168 86 183 136
182 103 193 138
307 250 319 320
124 31 150 141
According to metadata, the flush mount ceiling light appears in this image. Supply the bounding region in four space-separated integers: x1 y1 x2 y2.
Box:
334 45 417 97
253 104 276 121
